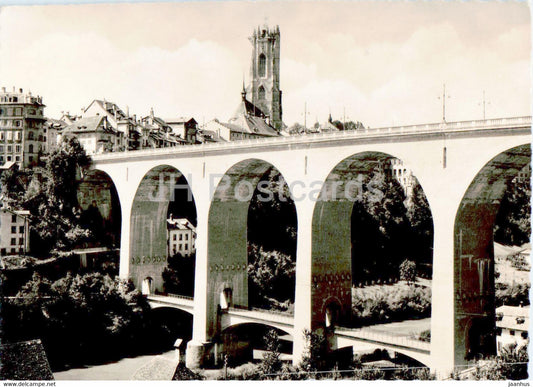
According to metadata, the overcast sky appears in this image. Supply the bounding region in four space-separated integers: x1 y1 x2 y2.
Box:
0 1 530 127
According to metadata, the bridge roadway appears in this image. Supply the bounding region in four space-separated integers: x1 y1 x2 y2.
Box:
147 295 431 365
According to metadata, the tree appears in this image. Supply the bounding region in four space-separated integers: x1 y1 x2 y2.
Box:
399 259 417 285
247 245 295 309
162 252 196 296
3 272 151 370
351 169 410 282
23 136 92 253
494 179 531 246
298 329 329 375
258 329 283 378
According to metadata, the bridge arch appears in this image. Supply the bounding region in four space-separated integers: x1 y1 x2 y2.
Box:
77 169 122 248
129 164 197 293
206 158 297 338
312 151 434 331
219 323 293 365
453 143 531 364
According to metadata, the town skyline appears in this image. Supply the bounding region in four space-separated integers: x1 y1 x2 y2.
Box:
0 1 530 128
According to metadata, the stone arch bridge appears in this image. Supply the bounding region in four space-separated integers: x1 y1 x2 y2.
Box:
87 116 530 377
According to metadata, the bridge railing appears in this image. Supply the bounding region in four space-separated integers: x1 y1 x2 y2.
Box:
227 306 294 326
147 293 194 305
92 116 532 162
335 326 431 351
163 293 194 301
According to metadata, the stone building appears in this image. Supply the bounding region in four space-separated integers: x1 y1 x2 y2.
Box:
495 304 529 354
247 25 283 130
167 216 196 257
0 87 46 168
0 208 30 256
61 115 124 155
164 117 200 144
141 108 185 148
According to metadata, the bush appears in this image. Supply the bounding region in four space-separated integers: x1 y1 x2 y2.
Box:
3 272 151 370
399 259 417 284
352 283 431 325
495 282 530 307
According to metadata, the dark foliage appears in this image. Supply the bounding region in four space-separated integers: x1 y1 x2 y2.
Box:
162 252 195 297
494 179 530 246
247 168 297 308
2 272 156 370
495 282 530 307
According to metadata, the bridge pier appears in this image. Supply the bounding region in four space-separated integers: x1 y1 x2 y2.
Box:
292 196 315 366
429 208 455 378
185 340 210 369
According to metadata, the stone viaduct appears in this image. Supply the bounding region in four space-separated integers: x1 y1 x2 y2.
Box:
84 116 530 377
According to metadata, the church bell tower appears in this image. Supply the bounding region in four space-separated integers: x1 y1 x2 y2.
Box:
248 25 282 130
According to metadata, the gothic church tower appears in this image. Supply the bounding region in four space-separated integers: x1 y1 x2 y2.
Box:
248 25 283 130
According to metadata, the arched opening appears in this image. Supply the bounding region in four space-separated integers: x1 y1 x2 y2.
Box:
78 169 122 248
258 85 266 100
130 165 197 295
324 299 342 329
75 169 122 275
312 152 434 354
207 159 297 338
453 144 530 365
220 287 233 310
258 53 266 77
147 307 194 354
142 276 153 295
28 144 34 154
219 323 292 367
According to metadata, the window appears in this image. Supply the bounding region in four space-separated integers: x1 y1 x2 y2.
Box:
14 120 21 127
15 145 21 153
10 248 15 254
179 244 182 251
0 146 3 152
15 155 20 162
7 145 11 153
258 86 265 100
19 238 23 245
19 226 24 233
11 215 17 223
0 131 3 140
185 244 188 250
6 156 11 162
510 330 515 336
0 248 5 255
11 238 16 246
11 226 16 233
0 109 3 116
522 332 528 339
7 131 12 141
29 156 33 162
185 234 189 241
258 53 266 77
179 234 183 241
29 144 34 153
173 234 177 241
27 131 34 140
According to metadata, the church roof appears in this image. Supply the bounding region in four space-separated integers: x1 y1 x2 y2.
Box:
231 96 266 120
222 115 278 137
